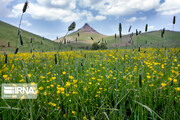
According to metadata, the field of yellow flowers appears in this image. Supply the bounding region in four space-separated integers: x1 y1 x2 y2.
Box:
0 48 180 119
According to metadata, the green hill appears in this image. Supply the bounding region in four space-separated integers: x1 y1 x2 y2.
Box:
103 30 180 49
55 23 180 49
0 20 65 53
1 20 179 52
55 23 106 48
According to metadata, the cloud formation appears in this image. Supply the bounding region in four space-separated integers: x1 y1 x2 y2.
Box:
126 16 147 23
156 0 180 15
8 0 101 22
95 15 106 21
6 0 180 23
0 0 14 17
79 0 161 16
22 20 32 27
148 25 155 29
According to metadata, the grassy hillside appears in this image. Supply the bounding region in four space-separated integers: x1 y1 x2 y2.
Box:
55 24 180 49
0 21 68 53
100 30 180 49
2 20 178 52
55 26 106 48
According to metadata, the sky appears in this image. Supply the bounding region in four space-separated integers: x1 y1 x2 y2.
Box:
0 0 180 40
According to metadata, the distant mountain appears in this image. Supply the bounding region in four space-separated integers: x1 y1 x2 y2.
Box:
77 23 100 34
55 23 106 46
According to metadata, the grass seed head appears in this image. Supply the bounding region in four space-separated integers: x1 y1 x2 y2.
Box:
23 1 28 13
128 25 131 32
68 21 76 31
5 54 7 64
14 47 19 54
162 28 165 34
119 23 122 32
91 36 94 40
54 54 57 64
138 47 140 52
161 30 164 38
136 29 138 36
139 74 142 88
173 16 176 24
8 42 10 47
91 64 93 68
30 37 33 43
145 24 148 32
20 34 23 46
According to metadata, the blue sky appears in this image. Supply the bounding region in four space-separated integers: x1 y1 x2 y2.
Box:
0 0 180 40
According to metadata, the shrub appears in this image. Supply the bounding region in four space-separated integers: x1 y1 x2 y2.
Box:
91 42 107 50
91 42 99 50
99 43 108 49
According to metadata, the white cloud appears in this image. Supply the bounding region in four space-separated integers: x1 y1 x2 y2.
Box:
8 3 23 18
148 25 155 29
156 0 180 15
0 0 14 16
37 0 76 9
167 23 173 26
8 0 162 23
22 20 32 27
126 16 147 22
126 17 137 22
139 16 147 21
8 1 107 22
95 15 106 21
79 0 160 16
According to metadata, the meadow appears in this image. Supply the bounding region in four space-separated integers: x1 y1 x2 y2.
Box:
0 48 180 119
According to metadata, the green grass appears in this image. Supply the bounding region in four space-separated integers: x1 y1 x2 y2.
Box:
0 21 70 53
0 48 180 119
102 30 180 49
133 31 180 48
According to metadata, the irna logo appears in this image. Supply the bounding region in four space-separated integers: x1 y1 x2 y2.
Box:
1 83 37 99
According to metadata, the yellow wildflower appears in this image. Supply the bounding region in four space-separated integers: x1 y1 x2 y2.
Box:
28 74 32 78
39 86 43 90
40 76 45 79
161 83 166 87
73 79 77 84
3 75 8 79
62 71 66 75
69 76 74 79
175 87 180 91
173 79 177 84
72 111 76 114
66 82 71 87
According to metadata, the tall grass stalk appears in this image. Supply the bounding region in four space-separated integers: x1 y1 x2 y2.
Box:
57 22 76 52
145 24 148 47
